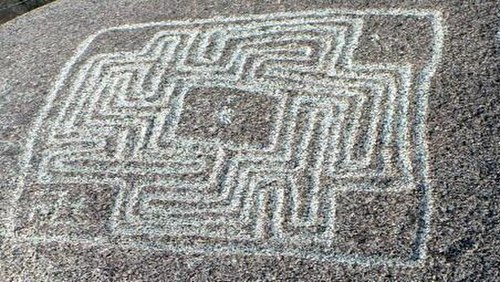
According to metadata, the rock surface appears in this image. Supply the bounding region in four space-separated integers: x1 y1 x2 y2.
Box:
0 0 498 280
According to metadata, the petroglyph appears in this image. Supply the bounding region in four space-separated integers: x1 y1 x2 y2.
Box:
8 9 443 265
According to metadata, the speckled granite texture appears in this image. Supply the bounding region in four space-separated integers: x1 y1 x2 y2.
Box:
0 0 498 280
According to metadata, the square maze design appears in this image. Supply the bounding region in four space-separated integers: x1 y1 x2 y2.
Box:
8 8 443 266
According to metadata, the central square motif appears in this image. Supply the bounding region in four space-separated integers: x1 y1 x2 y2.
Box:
176 87 284 150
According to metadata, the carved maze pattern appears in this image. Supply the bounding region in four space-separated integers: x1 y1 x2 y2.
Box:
9 9 443 265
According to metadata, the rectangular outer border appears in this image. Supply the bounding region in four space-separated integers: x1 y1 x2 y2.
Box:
6 8 444 267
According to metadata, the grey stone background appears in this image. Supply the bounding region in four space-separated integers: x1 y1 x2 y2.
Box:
0 0 498 280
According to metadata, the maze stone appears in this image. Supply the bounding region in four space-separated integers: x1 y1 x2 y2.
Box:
4 8 444 266
0 0 497 280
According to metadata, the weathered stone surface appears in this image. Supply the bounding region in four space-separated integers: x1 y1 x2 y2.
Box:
0 0 497 280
